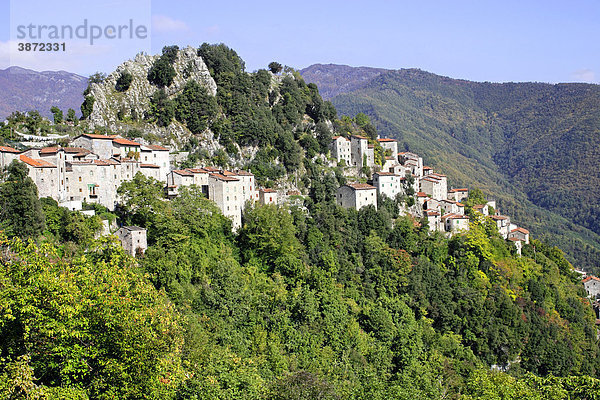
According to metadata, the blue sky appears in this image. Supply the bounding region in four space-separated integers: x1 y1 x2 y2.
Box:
1 0 599 83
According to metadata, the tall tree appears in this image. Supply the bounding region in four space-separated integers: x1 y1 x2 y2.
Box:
0 160 44 239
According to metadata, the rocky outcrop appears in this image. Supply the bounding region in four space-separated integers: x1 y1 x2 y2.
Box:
86 46 217 147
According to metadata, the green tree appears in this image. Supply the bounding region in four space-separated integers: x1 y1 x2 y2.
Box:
268 61 283 74
117 172 166 231
115 70 133 92
50 106 63 124
0 234 185 399
148 46 178 87
80 95 95 119
66 108 78 125
174 81 218 134
0 160 44 239
238 204 305 278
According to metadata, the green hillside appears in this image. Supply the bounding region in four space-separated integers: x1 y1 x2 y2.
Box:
315 67 600 274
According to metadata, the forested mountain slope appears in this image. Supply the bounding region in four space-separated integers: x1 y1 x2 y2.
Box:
301 65 600 274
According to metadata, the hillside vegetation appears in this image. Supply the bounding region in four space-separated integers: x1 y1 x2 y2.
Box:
302 65 600 274
2 45 600 399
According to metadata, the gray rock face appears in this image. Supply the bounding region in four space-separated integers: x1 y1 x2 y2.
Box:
87 46 217 146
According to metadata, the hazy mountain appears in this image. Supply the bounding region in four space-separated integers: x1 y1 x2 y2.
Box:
0 66 88 120
301 65 600 273
300 64 388 99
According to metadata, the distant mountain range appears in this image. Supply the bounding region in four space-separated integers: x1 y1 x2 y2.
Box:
0 66 88 120
301 64 600 273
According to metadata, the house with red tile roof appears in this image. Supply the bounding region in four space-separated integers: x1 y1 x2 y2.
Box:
0 145 20 169
583 276 600 299
508 227 530 244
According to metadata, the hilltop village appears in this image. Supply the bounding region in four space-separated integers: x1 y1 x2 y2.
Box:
0 131 534 256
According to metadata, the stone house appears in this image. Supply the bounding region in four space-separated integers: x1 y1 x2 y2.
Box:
140 163 161 181
440 199 465 215
420 173 448 201
508 227 530 244
330 136 351 165
0 145 20 169
425 209 442 232
350 135 369 168
19 154 59 199
116 226 147 256
491 215 511 238
140 144 170 182
112 137 141 158
377 138 398 162
209 173 242 229
259 188 278 205
71 133 116 159
373 172 402 199
442 213 470 234
583 276 600 299
448 188 469 202
167 169 195 187
337 183 377 210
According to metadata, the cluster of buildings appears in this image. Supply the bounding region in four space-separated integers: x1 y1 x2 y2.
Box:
0 133 277 230
332 136 530 253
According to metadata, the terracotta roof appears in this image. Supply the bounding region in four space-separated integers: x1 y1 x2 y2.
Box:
144 144 169 151
473 204 485 209
332 135 349 141
449 188 469 192
583 276 600 283
423 166 433 170
140 163 160 168
425 210 440 216
63 147 91 154
351 135 368 140
19 154 55 168
443 213 469 220
234 170 254 176
210 173 239 182
185 168 208 174
113 137 141 146
173 169 194 176
40 146 59 154
456 202 465 207
346 183 376 190
491 215 509 220
511 227 530 235
202 166 221 172
508 237 523 242
377 138 396 142
429 173 446 178
82 133 116 140
416 192 428 197
260 188 276 193
0 145 19 153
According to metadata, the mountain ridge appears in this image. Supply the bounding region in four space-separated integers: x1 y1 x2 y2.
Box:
0 66 88 120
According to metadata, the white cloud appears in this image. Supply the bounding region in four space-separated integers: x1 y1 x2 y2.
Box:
152 15 189 33
571 68 595 83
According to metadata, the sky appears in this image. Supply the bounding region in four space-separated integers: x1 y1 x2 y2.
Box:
0 0 599 83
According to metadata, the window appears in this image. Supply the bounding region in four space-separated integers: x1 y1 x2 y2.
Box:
79 176 82 182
